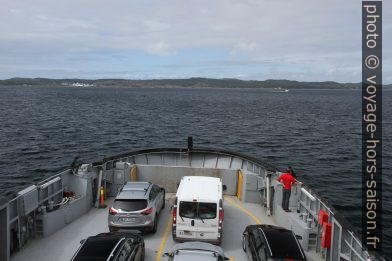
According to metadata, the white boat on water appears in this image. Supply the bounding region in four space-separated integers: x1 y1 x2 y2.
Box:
273 87 289 92
61 82 95 87
0 139 384 261
71 82 94 87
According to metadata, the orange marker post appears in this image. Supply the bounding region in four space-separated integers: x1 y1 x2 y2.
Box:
99 186 107 208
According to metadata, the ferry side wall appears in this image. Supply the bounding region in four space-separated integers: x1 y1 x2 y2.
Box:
135 165 238 195
40 173 94 237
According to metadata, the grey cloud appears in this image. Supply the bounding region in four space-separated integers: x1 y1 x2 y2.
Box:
0 0 390 82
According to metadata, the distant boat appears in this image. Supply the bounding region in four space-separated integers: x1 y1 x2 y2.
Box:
60 82 94 87
70 82 94 87
273 87 289 93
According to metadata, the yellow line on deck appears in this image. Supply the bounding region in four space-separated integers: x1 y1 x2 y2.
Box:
155 217 172 261
230 256 234 261
224 196 262 224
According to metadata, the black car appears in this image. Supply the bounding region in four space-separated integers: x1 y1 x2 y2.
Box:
242 225 306 261
71 232 145 261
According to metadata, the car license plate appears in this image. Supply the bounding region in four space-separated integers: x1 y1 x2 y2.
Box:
122 217 136 222
179 231 193 236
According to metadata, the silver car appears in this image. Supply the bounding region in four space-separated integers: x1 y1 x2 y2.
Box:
108 182 165 233
162 242 229 261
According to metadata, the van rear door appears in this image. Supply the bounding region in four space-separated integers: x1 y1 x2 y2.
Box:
195 202 219 241
176 201 197 240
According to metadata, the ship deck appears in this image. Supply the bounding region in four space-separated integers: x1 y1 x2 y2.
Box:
11 195 295 261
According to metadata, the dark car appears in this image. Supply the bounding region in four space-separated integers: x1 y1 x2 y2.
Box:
242 225 306 261
71 232 145 261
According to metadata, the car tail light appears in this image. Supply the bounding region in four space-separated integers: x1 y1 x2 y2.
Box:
219 208 223 223
172 206 177 223
109 207 118 215
141 207 153 215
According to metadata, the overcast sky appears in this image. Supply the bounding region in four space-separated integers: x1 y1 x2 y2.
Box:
0 0 390 82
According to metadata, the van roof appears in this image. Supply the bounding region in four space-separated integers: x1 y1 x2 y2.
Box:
176 176 222 202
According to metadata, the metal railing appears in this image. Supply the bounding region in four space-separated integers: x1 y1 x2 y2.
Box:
298 186 370 261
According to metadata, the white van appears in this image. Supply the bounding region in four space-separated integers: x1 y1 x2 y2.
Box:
172 176 225 244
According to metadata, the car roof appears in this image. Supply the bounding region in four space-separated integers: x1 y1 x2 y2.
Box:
73 232 141 261
172 252 217 261
116 182 152 200
176 176 222 202
74 237 122 261
123 182 151 190
171 242 224 256
256 225 305 259
116 191 148 200
96 231 142 240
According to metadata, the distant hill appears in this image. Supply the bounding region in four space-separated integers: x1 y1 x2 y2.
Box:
0 77 390 89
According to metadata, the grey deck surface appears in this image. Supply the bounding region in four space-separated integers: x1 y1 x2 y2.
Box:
11 195 277 261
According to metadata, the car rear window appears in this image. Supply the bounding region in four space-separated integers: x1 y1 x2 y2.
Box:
113 199 147 211
198 203 217 219
179 202 217 219
179 201 197 218
263 229 304 259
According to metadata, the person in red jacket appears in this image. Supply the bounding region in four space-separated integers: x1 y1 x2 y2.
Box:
277 168 296 212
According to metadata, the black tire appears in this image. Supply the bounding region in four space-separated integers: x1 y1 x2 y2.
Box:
141 244 145 261
152 215 158 233
242 235 247 252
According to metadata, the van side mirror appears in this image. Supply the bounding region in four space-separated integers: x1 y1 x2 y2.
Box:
162 252 170 257
80 239 86 244
296 235 303 240
222 185 227 191
224 257 230 260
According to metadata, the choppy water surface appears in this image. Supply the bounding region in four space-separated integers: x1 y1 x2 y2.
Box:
0 86 391 253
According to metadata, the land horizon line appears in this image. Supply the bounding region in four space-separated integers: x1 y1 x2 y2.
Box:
1 77 390 89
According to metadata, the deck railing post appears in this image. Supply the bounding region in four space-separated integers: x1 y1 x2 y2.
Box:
94 168 103 208
266 172 272 216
